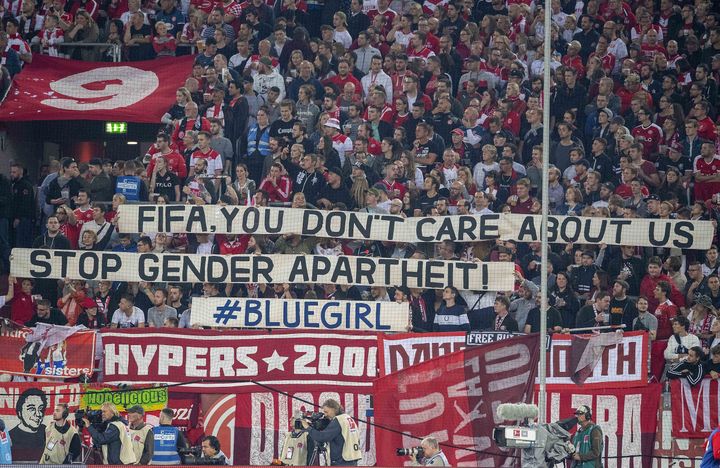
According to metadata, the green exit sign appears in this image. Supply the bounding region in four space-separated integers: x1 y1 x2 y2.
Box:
105 122 128 134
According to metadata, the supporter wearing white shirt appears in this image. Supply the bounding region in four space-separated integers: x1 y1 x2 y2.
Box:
361 56 393 103
111 295 146 328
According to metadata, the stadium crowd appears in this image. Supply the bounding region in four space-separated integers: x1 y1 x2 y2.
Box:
0 0 720 383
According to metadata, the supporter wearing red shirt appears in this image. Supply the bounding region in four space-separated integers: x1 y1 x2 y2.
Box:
259 163 292 202
190 131 223 177
146 133 187 180
390 54 416 99
72 190 94 229
631 108 663 161
376 163 407 200
11 278 36 325
326 59 362 95
589 36 616 75
218 234 250 254
561 41 585 79
640 260 685 317
693 142 720 203
640 30 667 62
692 102 718 141
650 280 679 340
171 102 211 152
508 179 535 214
406 32 435 64
367 0 396 28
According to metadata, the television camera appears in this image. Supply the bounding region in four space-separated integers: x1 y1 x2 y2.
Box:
494 403 577 468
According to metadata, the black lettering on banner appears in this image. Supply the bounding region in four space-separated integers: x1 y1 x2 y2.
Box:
207 256 229 282
349 213 372 238
517 216 538 241
254 256 273 283
29 250 52 277
331 256 354 283
402 259 423 287
546 217 558 242
312 256 332 280
230 255 250 283
377 257 399 286
103 253 122 275
481 263 488 290
265 208 283 233
674 222 693 249
425 260 445 289
220 206 240 232
560 217 581 243
456 262 477 290
436 218 456 241
609 219 632 244
326 211 347 237
184 254 203 282
302 210 323 235
458 216 477 241
138 205 155 232
289 256 309 282
242 206 260 233
79 252 99 279
167 205 186 232
584 219 607 243
415 218 435 242
355 257 376 284
478 214 500 239
649 221 670 246
381 215 403 241
55 250 76 278
187 205 207 232
139 254 159 281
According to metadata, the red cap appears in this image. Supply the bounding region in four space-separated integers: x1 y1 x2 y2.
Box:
81 298 97 309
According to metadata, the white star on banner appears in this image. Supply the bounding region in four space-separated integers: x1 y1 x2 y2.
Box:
263 350 289 372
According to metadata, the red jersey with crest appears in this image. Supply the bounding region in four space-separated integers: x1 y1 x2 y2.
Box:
631 123 663 161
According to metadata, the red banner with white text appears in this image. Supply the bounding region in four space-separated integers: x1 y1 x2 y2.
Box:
670 378 720 439
374 334 540 467
379 331 649 388
234 389 375 465
538 384 662 468
0 324 96 379
0 55 193 122
101 329 378 391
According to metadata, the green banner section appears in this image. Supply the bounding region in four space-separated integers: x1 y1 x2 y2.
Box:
81 386 168 411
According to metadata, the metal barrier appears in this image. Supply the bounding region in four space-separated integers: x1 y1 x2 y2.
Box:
56 42 122 62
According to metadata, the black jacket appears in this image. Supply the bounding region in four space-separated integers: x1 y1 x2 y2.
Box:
46 176 85 209
0 174 11 219
11 176 35 220
89 173 115 202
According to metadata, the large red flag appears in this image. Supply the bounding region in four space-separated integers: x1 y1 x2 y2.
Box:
0 55 193 122
374 334 540 466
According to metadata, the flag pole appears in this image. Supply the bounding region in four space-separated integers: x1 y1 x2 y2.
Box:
538 0 552 425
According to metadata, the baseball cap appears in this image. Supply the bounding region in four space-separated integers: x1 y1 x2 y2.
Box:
599 108 613 119
465 55 482 62
81 298 97 309
614 279 629 291
324 118 341 130
574 405 590 416
451 128 464 136
695 295 714 308
601 182 615 191
644 194 660 202
127 405 145 415
509 69 524 79
373 183 389 193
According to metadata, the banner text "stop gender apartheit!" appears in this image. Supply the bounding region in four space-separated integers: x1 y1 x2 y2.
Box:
118 205 714 249
10 249 514 291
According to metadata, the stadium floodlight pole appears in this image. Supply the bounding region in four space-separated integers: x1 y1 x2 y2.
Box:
538 0 552 425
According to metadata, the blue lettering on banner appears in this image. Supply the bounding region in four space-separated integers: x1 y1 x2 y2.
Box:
214 299 241 325
245 300 262 327
304 301 320 328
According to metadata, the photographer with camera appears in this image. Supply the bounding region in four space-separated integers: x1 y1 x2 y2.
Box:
571 406 603 468
200 435 228 465
301 399 362 466
150 408 188 465
84 402 137 465
40 403 81 464
406 438 449 466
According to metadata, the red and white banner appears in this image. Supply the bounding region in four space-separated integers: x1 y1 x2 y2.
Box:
379 331 649 388
538 384 662 468
0 55 193 122
374 334 540 467
671 378 720 439
101 329 378 391
0 323 96 378
653 409 706 467
235 390 375 465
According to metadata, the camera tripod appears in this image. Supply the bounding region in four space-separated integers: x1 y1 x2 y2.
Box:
78 442 102 464
307 440 329 466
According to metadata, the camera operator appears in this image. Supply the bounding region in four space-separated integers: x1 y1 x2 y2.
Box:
571 406 603 468
127 405 154 465
40 403 81 464
200 435 228 465
301 399 362 466
409 438 449 466
84 402 137 465
150 408 188 465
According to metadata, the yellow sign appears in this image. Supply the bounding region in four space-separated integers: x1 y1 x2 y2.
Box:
81 387 168 412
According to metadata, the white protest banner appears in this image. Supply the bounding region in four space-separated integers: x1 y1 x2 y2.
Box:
192 297 410 331
10 249 513 291
117 205 714 248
